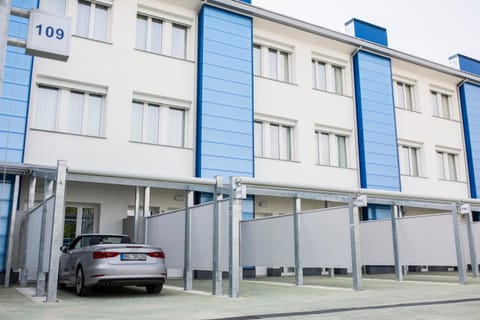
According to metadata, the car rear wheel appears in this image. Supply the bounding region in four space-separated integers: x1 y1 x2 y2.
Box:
75 267 91 296
145 284 163 294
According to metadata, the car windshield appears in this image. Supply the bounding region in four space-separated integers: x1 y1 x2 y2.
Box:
72 235 131 249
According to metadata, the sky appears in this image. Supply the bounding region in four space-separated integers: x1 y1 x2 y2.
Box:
252 0 480 67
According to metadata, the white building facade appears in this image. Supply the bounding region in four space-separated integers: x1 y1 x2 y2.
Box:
1 0 480 278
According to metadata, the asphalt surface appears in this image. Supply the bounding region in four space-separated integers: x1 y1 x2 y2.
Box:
1 272 480 320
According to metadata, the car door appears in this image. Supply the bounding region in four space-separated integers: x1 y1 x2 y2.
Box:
59 236 83 284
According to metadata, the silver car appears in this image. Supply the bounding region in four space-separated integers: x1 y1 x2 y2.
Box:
58 234 167 296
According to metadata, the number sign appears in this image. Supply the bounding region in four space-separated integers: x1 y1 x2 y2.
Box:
26 10 71 61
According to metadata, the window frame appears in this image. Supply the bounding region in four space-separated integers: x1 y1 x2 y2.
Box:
311 54 347 95
253 39 294 83
394 80 416 111
431 89 454 120
254 117 295 161
315 129 350 168
398 144 421 177
75 0 112 42
436 149 459 181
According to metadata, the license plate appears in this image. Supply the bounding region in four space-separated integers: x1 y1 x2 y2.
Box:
120 253 147 261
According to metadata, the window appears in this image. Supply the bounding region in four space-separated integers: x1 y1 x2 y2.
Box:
254 120 293 160
253 44 291 82
44 0 66 14
131 101 186 147
399 145 420 176
64 205 97 243
35 85 105 137
76 0 110 41
315 131 348 168
312 60 344 94
431 91 452 119
437 151 458 181
395 81 414 110
135 14 188 59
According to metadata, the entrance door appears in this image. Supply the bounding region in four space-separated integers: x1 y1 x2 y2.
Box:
63 205 98 245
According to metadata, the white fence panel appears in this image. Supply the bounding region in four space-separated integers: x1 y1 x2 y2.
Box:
146 209 185 269
360 219 394 265
300 207 351 268
398 213 457 266
241 214 294 267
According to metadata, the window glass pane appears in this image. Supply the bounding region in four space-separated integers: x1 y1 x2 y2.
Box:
279 51 289 82
411 147 419 176
81 208 95 234
270 124 279 158
151 18 163 54
448 153 457 180
280 126 291 160
432 92 439 116
400 146 410 175
397 83 405 108
333 66 343 94
172 24 186 58
441 94 450 118
437 152 445 179
45 0 66 14
337 135 347 168
254 121 263 156
268 49 277 79
131 102 143 141
405 84 413 109
135 15 147 50
314 61 326 90
76 0 90 37
64 207 78 240
36 86 58 130
318 132 330 165
169 108 184 147
68 92 84 134
93 4 108 41
86 94 102 136
254 45 261 76
145 104 159 144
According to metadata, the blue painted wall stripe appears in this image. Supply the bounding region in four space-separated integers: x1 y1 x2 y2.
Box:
354 51 401 192
196 5 254 181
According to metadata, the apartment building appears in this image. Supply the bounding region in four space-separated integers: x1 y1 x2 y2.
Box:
1 0 480 277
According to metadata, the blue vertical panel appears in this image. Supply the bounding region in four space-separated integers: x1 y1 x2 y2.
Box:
460 83 480 198
0 176 14 272
354 51 401 192
1 0 38 163
455 55 480 77
197 5 254 181
345 19 388 46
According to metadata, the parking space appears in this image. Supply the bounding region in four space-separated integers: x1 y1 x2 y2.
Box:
2 273 480 320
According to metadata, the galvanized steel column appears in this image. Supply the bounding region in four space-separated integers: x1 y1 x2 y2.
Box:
391 205 403 281
21 176 36 286
46 160 67 303
134 186 140 243
35 179 53 296
293 197 303 286
349 194 363 290
143 186 150 243
183 190 194 291
4 175 19 288
212 176 224 296
229 177 242 298
452 204 466 285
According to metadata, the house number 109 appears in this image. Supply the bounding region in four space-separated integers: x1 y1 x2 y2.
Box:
35 24 65 40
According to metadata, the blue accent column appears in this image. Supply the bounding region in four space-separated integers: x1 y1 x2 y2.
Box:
453 55 480 198
197 5 254 219
0 176 14 272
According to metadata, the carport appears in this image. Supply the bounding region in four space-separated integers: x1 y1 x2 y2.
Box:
4 161 480 303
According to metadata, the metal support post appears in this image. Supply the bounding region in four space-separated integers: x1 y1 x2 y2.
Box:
21 176 36 286
465 211 478 278
46 160 67 303
36 179 53 296
183 190 194 291
349 194 363 290
0 0 11 97
229 177 242 298
452 204 466 285
212 176 224 296
134 186 140 243
4 175 20 288
293 197 303 286
391 205 403 281
143 186 150 243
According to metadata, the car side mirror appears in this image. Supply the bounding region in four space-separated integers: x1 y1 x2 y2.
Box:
60 244 68 253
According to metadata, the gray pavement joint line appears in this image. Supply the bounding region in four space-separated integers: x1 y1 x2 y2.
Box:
204 297 480 320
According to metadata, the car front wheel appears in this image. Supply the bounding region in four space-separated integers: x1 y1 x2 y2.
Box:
145 284 163 294
75 267 91 296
